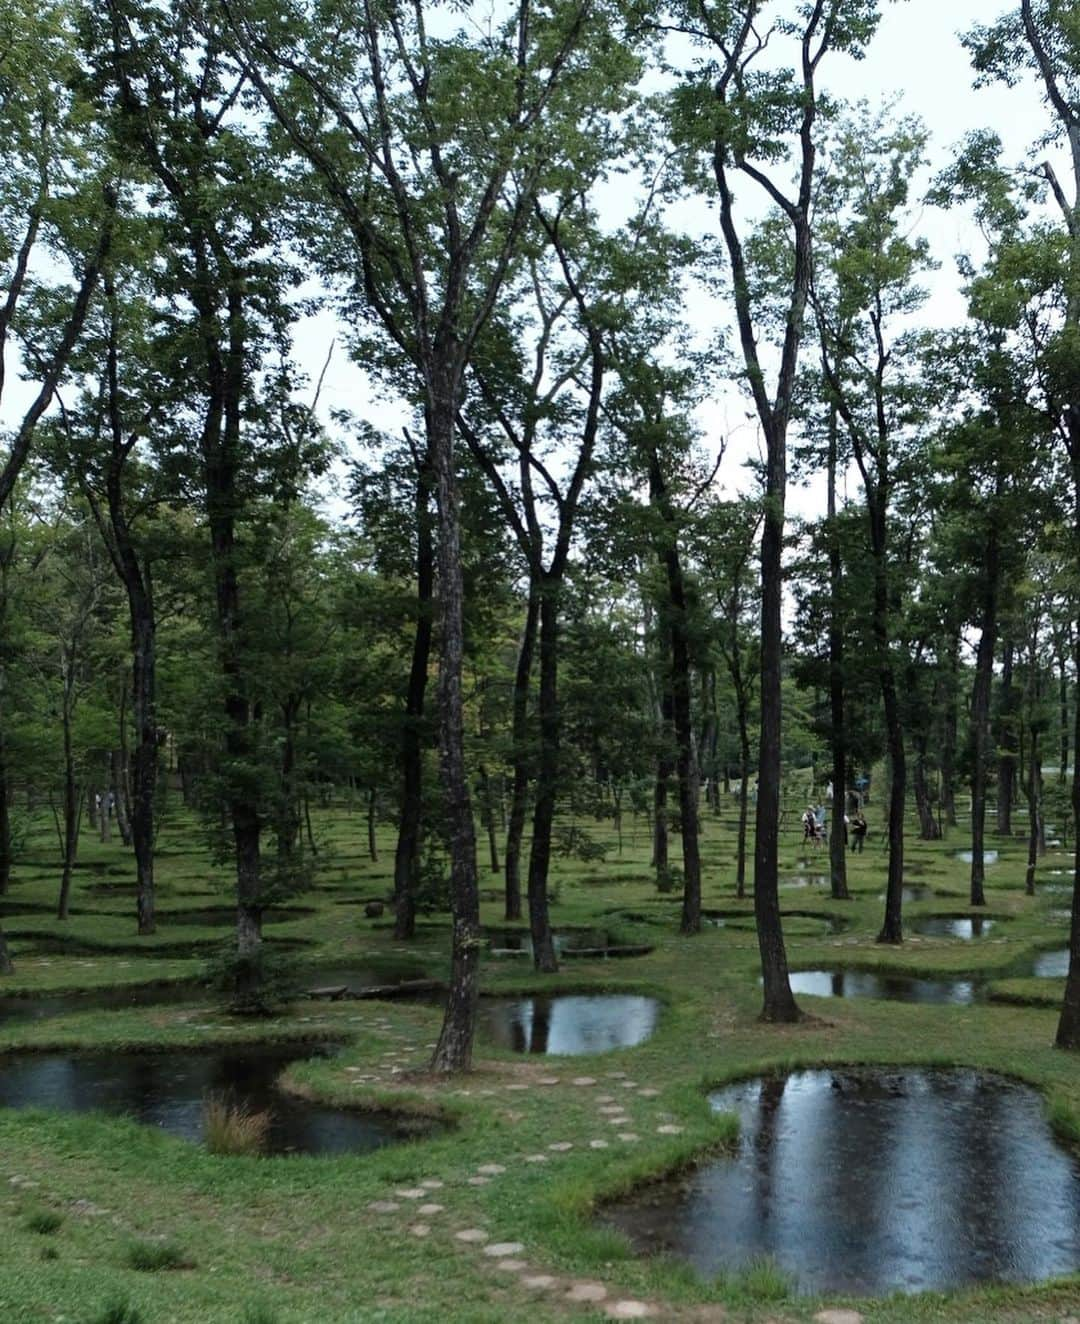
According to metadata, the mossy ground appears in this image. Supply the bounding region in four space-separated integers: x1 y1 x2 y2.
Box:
1 798 1079 1322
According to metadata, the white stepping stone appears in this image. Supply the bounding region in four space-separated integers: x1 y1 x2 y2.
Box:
497 1258 527 1271
572 1076 597 1086
813 1313 864 1324
538 1076 560 1085
589 1140 610 1150
368 1201 400 1213
618 1133 640 1143
637 1088 659 1098
483 1241 525 1257
606 1303 654 1320
656 1124 683 1135
454 1228 489 1244
476 1164 506 1175
618 1081 639 1089
567 1282 608 1303
396 1188 427 1199
419 1204 443 1215
505 1083 528 1092
522 1274 557 1289
467 1176 491 1186
410 1223 430 1238
608 1117 631 1126
598 1105 625 1115
596 1095 616 1103
607 1072 628 1079
548 1141 573 1151
524 1154 548 1163
420 1179 444 1190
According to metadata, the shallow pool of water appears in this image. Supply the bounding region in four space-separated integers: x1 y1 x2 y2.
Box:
913 916 996 939
0 1045 428 1156
787 970 978 1004
956 850 999 865
601 1067 1080 1295
1033 949 1070 978
484 928 648 959
0 980 204 1027
479 994 658 1055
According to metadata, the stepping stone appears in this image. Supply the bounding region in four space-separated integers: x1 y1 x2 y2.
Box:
608 1071 628 1079
524 1154 548 1163
483 1241 525 1257
476 1164 506 1175
572 1076 597 1086
419 1204 444 1215
656 1124 683 1135
506 1084 528 1092
368 1201 400 1213
637 1088 659 1098
608 1117 631 1126
468 1177 491 1186
420 1179 444 1190
455 1229 489 1244
618 1133 640 1143
813 1313 864 1324
538 1077 560 1086
598 1105 625 1115
606 1303 654 1320
548 1142 573 1151
497 1258 528 1272
618 1081 639 1089
396 1188 427 1199
567 1282 608 1303
410 1223 431 1238
589 1140 610 1150
522 1274 558 1289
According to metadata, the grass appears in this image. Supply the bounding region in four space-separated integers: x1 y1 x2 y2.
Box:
24 1208 63 1234
0 795 1077 1320
202 1093 272 1156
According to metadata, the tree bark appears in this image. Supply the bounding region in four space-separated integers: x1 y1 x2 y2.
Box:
1059 627 1070 784
912 734 941 840
826 407 850 898
1024 720 1041 897
525 578 559 973
997 638 1016 836
969 525 1001 908
367 785 378 862
429 382 482 1073
870 494 905 945
504 585 538 921
0 734 10 897
942 631 960 828
394 457 434 940
735 696 751 900
478 765 500 874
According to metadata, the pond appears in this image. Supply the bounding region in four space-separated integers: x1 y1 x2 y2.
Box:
479 994 659 1055
878 885 933 904
0 979 205 1027
484 928 651 959
601 1068 1080 1295
913 916 997 939
1033 949 1069 978
0 1045 431 1157
786 970 978 1004
779 874 828 889
955 850 999 865
706 911 849 936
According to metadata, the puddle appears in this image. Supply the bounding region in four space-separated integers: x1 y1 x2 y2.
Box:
601 1068 1080 1294
0 980 204 1026
956 850 999 865
479 994 659 1055
913 916 996 939
705 911 848 935
787 970 978 1004
484 928 650 959
879 885 933 904
0 1045 431 1156
1033 949 1069 978
779 875 828 889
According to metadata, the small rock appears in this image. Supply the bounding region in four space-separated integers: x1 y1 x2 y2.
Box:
618 1081 639 1089
368 1200 400 1213
410 1223 431 1237
637 1088 660 1098
656 1124 683 1135
567 1282 608 1303
497 1258 528 1271
484 1241 525 1257
467 1176 491 1186
419 1203 443 1215
420 1179 444 1190
538 1077 560 1086
505 1083 529 1092
598 1105 625 1115
548 1142 573 1151
476 1164 506 1175
454 1228 489 1244
813 1312 864 1324
522 1274 557 1289
589 1140 610 1150
606 1303 655 1320
524 1154 548 1163
617 1133 640 1143
364 900 384 918
572 1077 597 1087
396 1188 427 1199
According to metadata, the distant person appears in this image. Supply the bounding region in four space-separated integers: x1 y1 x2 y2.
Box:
802 807 817 844
851 812 868 853
814 804 826 848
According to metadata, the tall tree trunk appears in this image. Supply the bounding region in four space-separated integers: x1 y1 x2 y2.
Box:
997 639 1016 836
826 407 850 898
1025 719 1041 897
525 578 559 974
367 785 378 862
970 526 1001 908
111 750 132 847
871 496 905 945
1056 599 1080 1047
394 458 434 940
57 683 81 922
1059 628 1071 784
478 765 499 874
504 586 538 922
429 384 482 1074
754 421 799 1019
912 735 941 840
277 695 301 864
735 708 751 900
942 631 960 828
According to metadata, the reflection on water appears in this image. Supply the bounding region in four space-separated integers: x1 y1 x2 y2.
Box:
479 994 658 1055
914 916 996 939
0 1046 428 1156
1033 949 1069 978
0 980 203 1027
956 850 999 865
602 1068 1080 1295
787 970 977 1004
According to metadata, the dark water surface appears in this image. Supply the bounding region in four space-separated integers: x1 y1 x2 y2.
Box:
787 970 978 1004
479 994 658 1055
1033 949 1070 978
0 1045 427 1156
484 928 648 958
956 850 1000 865
913 916 996 939
0 980 203 1027
602 1068 1080 1295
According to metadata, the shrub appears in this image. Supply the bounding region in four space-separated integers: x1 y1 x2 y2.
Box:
25 1209 63 1235
204 941 299 1016
203 1092 272 1156
125 1239 192 1272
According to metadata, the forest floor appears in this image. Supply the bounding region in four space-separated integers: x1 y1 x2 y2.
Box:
1 798 1079 1323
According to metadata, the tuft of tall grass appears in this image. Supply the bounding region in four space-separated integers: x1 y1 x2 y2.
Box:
203 1091 272 1156
125 1239 191 1272
25 1209 63 1235
90 1297 143 1324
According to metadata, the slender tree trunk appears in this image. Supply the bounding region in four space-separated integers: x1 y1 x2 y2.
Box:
57 690 81 921
525 578 559 974
871 497 905 945
997 639 1016 836
367 786 378 862
1056 601 1080 1046
826 407 850 898
912 735 941 840
429 382 482 1073
735 711 751 900
970 527 1001 907
942 632 960 828
111 750 132 846
478 765 499 874
755 420 799 1020
504 586 538 922
1059 631 1070 785
0 735 10 897
277 695 301 863
1025 721 1041 897
394 459 434 940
